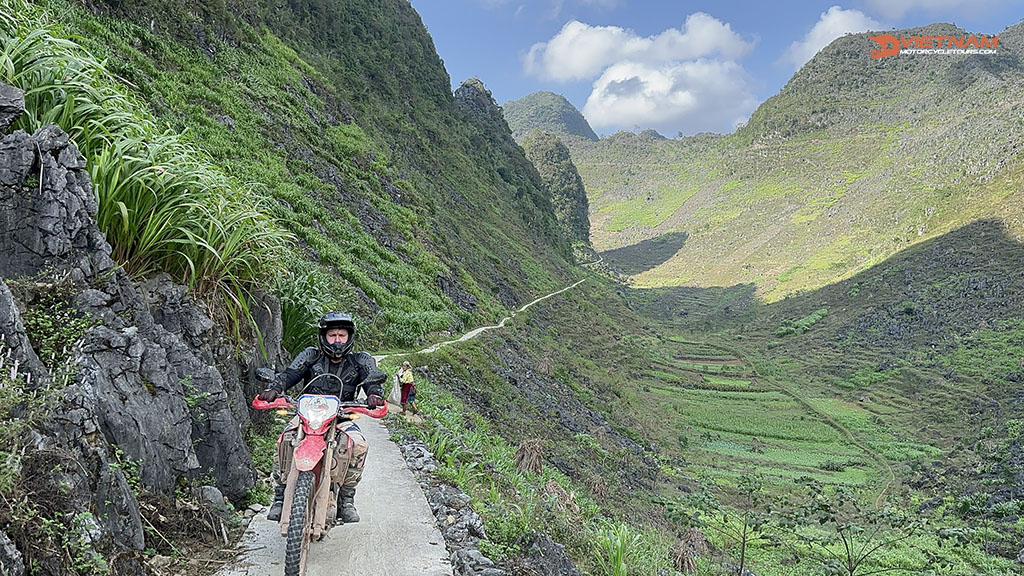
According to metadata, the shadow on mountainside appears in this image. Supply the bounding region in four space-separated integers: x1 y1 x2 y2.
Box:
638 219 1024 349
599 231 688 275
636 218 1024 448
629 219 1024 539
765 219 1024 352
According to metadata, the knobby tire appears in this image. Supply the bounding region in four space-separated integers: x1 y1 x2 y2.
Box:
284 470 315 576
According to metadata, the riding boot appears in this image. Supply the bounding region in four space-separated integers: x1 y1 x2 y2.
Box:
267 484 285 521
337 486 360 523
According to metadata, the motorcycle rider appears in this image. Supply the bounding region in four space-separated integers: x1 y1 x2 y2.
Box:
257 311 386 524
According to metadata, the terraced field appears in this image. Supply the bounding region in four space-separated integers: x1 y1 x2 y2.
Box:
635 336 926 497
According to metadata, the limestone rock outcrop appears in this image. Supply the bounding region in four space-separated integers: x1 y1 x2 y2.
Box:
0 82 281 571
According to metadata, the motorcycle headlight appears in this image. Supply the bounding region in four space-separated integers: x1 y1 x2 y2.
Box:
298 395 340 430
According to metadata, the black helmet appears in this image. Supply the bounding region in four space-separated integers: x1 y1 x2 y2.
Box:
318 311 355 359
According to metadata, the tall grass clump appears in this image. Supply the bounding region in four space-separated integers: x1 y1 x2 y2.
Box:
275 262 337 356
0 0 290 337
592 522 642 576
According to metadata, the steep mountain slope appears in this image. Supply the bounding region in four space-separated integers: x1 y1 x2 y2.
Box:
630 218 1024 561
413 217 1024 573
57 0 575 348
503 91 599 142
520 131 591 246
510 22 1024 301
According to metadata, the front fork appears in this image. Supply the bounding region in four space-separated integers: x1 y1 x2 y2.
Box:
279 423 352 539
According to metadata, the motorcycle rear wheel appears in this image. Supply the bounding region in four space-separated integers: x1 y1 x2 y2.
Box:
285 470 315 576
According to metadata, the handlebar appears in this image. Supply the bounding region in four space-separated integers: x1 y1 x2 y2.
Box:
251 396 291 410
342 402 389 418
250 396 388 418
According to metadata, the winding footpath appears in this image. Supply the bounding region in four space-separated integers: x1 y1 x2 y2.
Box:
217 277 587 576
376 278 586 362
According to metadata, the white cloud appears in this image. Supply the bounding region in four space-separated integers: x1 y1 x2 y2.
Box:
865 0 1000 19
524 13 753 81
782 6 881 71
582 59 759 136
522 12 758 135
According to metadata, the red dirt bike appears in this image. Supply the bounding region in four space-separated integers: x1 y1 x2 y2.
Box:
252 372 387 576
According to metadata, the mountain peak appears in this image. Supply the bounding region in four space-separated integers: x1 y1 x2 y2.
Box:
739 21 1022 142
502 91 599 142
455 77 502 123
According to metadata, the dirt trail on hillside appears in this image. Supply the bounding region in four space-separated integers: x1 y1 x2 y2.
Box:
377 278 586 362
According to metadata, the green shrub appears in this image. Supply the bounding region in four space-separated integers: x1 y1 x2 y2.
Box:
819 459 846 472
775 308 828 337
839 367 892 389
0 342 108 575
592 522 641 576
275 264 336 356
19 283 95 372
326 123 371 159
989 500 1021 518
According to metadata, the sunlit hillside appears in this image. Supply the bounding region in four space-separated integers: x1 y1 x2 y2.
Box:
514 22 1024 301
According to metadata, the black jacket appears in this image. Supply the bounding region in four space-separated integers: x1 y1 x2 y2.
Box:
272 347 386 400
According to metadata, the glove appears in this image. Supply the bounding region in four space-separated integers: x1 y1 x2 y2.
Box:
366 394 384 409
258 387 280 402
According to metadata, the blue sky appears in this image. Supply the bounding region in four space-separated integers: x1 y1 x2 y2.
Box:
409 0 1023 137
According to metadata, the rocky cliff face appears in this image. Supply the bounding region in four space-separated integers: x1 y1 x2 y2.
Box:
454 78 569 260
0 83 282 574
520 131 591 247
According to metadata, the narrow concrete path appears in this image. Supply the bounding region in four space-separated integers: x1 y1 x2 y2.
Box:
215 417 452 576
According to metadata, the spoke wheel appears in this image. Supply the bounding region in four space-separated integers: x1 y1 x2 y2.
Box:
284 470 315 576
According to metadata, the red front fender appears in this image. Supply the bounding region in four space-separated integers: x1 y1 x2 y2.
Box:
294 434 327 471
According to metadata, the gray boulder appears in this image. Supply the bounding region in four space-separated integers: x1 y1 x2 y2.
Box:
0 84 23 133
0 530 24 576
521 534 584 576
0 125 115 283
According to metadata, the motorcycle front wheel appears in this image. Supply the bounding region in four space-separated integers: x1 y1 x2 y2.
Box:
285 470 315 576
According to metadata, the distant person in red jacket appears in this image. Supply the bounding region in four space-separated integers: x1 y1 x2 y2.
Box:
398 360 419 414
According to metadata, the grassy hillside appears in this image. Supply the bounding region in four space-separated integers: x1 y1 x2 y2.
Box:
389 220 1024 574
510 22 1024 301
627 219 1024 565
33 0 575 350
